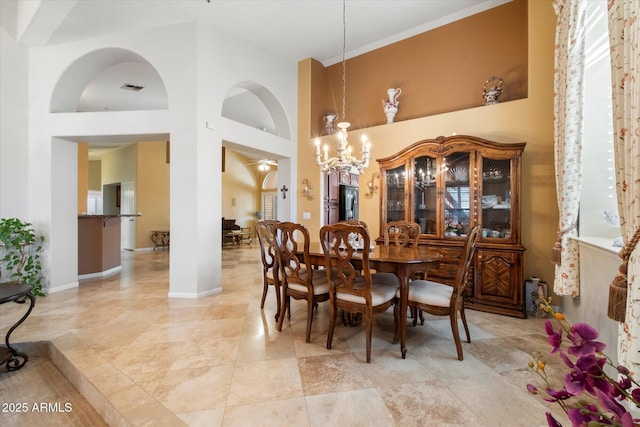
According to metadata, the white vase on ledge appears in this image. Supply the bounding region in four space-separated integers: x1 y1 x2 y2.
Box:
382 88 401 124
323 113 337 135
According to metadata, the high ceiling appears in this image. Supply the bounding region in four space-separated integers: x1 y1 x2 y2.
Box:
12 0 510 65
3 0 511 159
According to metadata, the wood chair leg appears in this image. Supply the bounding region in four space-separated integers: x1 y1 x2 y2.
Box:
411 306 418 327
277 295 289 332
460 306 471 343
274 284 281 322
450 311 463 361
327 303 337 350
305 298 314 343
392 303 399 344
365 310 373 363
260 282 268 309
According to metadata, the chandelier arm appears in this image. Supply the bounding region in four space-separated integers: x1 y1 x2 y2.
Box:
313 0 371 176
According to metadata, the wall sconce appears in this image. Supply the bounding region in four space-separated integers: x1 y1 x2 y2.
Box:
280 185 288 199
302 179 315 200
364 172 379 198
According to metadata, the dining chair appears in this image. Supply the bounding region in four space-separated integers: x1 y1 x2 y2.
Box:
383 220 421 248
382 221 424 323
405 224 480 360
275 222 330 343
339 218 369 231
320 222 398 363
377 220 423 284
256 220 281 321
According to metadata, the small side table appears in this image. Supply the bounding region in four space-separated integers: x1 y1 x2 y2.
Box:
0 282 35 371
151 230 170 250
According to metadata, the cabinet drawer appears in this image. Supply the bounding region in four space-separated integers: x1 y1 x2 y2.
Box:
423 247 461 285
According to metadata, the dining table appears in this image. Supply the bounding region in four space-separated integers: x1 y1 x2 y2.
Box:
303 242 442 359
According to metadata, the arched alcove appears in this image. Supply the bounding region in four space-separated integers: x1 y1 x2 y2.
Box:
50 47 167 113
221 81 291 140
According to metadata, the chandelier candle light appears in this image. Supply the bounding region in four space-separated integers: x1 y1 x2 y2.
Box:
314 0 371 175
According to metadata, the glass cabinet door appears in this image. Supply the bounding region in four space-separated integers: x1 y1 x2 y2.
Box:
481 157 512 240
385 165 406 224
443 152 471 237
413 155 437 234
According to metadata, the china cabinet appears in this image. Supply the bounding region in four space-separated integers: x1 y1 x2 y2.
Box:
378 135 526 318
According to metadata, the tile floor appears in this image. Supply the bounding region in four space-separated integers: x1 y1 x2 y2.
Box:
1 246 567 426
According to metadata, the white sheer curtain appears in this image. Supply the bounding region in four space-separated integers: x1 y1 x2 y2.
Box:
552 0 587 296
607 1 640 374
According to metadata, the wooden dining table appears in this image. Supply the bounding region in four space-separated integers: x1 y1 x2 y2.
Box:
303 242 442 359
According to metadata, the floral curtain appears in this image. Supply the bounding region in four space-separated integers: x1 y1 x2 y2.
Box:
552 0 586 296
608 0 640 375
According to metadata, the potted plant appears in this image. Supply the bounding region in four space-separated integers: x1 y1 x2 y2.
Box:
0 217 45 296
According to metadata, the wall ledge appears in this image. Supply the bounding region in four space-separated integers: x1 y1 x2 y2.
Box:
570 236 620 258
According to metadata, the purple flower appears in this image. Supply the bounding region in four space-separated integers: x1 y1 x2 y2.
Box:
529 308 640 426
563 366 590 396
545 412 563 427
560 352 614 396
567 323 606 357
545 320 563 353
544 387 573 402
576 354 611 395
596 389 635 427
559 353 610 397
617 377 632 392
567 406 600 425
617 365 630 375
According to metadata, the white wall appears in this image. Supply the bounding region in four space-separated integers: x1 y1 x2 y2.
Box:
1 17 298 296
0 13 29 219
563 238 620 362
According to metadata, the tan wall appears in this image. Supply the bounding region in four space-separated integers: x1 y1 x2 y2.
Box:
88 160 101 191
77 143 88 214
298 0 557 290
102 144 136 185
222 149 267 232
311 0 528 137
136 142 170 248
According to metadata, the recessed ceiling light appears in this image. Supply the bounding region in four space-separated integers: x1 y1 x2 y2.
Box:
120 83 144 91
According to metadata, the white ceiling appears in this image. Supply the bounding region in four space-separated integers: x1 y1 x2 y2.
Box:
40 0 511 65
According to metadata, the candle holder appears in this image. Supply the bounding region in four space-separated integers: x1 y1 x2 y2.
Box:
364 172 379 198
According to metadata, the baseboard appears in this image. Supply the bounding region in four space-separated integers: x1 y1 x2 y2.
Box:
45 281 79 294
168 287 222 299
77 266 121 281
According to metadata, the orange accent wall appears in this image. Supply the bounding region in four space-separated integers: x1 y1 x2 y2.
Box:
311 0 528 136
136 142 170 248
77 143 88 214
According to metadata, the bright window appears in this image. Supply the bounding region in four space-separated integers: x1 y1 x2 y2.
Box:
578 0 619 241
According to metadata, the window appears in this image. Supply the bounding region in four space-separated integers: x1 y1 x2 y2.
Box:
578 0 618 241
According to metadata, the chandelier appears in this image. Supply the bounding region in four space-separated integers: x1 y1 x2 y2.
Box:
314 0 371 175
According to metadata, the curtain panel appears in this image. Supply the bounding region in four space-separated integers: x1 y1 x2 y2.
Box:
608 0 640 374
552 0 586 296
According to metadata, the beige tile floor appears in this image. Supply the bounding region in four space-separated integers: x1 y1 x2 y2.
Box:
1 246 567 426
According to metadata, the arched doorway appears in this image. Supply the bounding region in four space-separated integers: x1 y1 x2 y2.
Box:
49 47 170 281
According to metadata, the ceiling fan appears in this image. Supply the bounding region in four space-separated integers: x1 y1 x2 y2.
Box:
247 159 277 171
